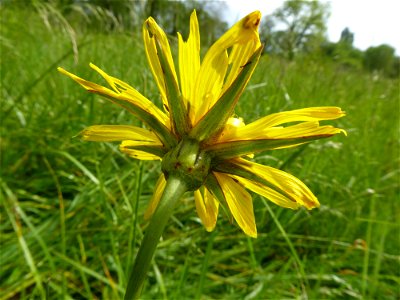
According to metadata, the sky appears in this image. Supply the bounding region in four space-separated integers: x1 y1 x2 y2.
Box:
222 0 400 55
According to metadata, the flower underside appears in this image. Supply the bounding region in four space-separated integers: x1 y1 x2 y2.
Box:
58 10 345 237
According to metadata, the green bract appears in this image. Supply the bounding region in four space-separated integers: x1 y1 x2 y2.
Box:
162 138 211 191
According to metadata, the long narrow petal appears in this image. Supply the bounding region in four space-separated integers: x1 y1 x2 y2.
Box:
89 63 135 93
58 66 169 126
233 158 320 210
144 174 167 219
260 122 346 139
250 107 346 128
232 176 301 209
58 67 118 98
79 125 162 143
194 188 219 232
220 107 346 142
88 63 170 127
204 173 233 221
143 17 178 110
178 10 200 110
79 123 166 160
230 122 345 142
57 67 176 148
214 172 257 237
189 50 228 124
119 140 166 159
190 11 261 124
119 140 162 160
119 148 160 160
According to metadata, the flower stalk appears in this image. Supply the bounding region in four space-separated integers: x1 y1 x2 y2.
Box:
124 176 188 300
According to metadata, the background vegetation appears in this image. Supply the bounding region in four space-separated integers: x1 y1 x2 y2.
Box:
1 1 399 299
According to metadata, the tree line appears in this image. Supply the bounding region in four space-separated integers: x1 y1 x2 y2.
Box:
261 1 399 78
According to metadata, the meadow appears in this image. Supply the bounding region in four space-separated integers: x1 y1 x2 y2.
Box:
1 6 399 300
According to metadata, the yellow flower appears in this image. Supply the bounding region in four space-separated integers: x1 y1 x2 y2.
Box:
58 11 345 238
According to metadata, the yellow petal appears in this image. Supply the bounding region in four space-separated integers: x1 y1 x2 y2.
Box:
191 11 261 124
119 141 161 160
214 117 253 158
89 63 170 127
210 11 261 51
220 107 346 142
261 122 346 140
143 17 178 110
189 50 229 124
214 172 257 237
80 125 162 143
232 176 300 210
215 117 246 142
178 10 200 114
57 67 118 98
234 158 320 210
194 188 219 232
144 174 167 219
89 63 135 93
57 66 170 128
246 107 346 129
207 10 261 77
221 38 260 96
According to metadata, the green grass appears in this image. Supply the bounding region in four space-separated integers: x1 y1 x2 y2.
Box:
1 7 399 300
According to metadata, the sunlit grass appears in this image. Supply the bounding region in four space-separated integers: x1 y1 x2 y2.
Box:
1 7 399 300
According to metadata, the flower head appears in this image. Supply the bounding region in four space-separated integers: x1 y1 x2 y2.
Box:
58 11 345 238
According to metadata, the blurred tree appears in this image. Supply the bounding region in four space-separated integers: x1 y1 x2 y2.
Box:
391 56 400 78
363 44 396 75
333 27 363 69
321 29 399 76
339 27 354 47
261 0 330 59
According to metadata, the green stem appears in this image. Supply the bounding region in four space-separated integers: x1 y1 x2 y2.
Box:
124 176 188 300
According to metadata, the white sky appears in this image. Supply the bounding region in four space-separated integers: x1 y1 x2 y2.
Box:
222 0 400 55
